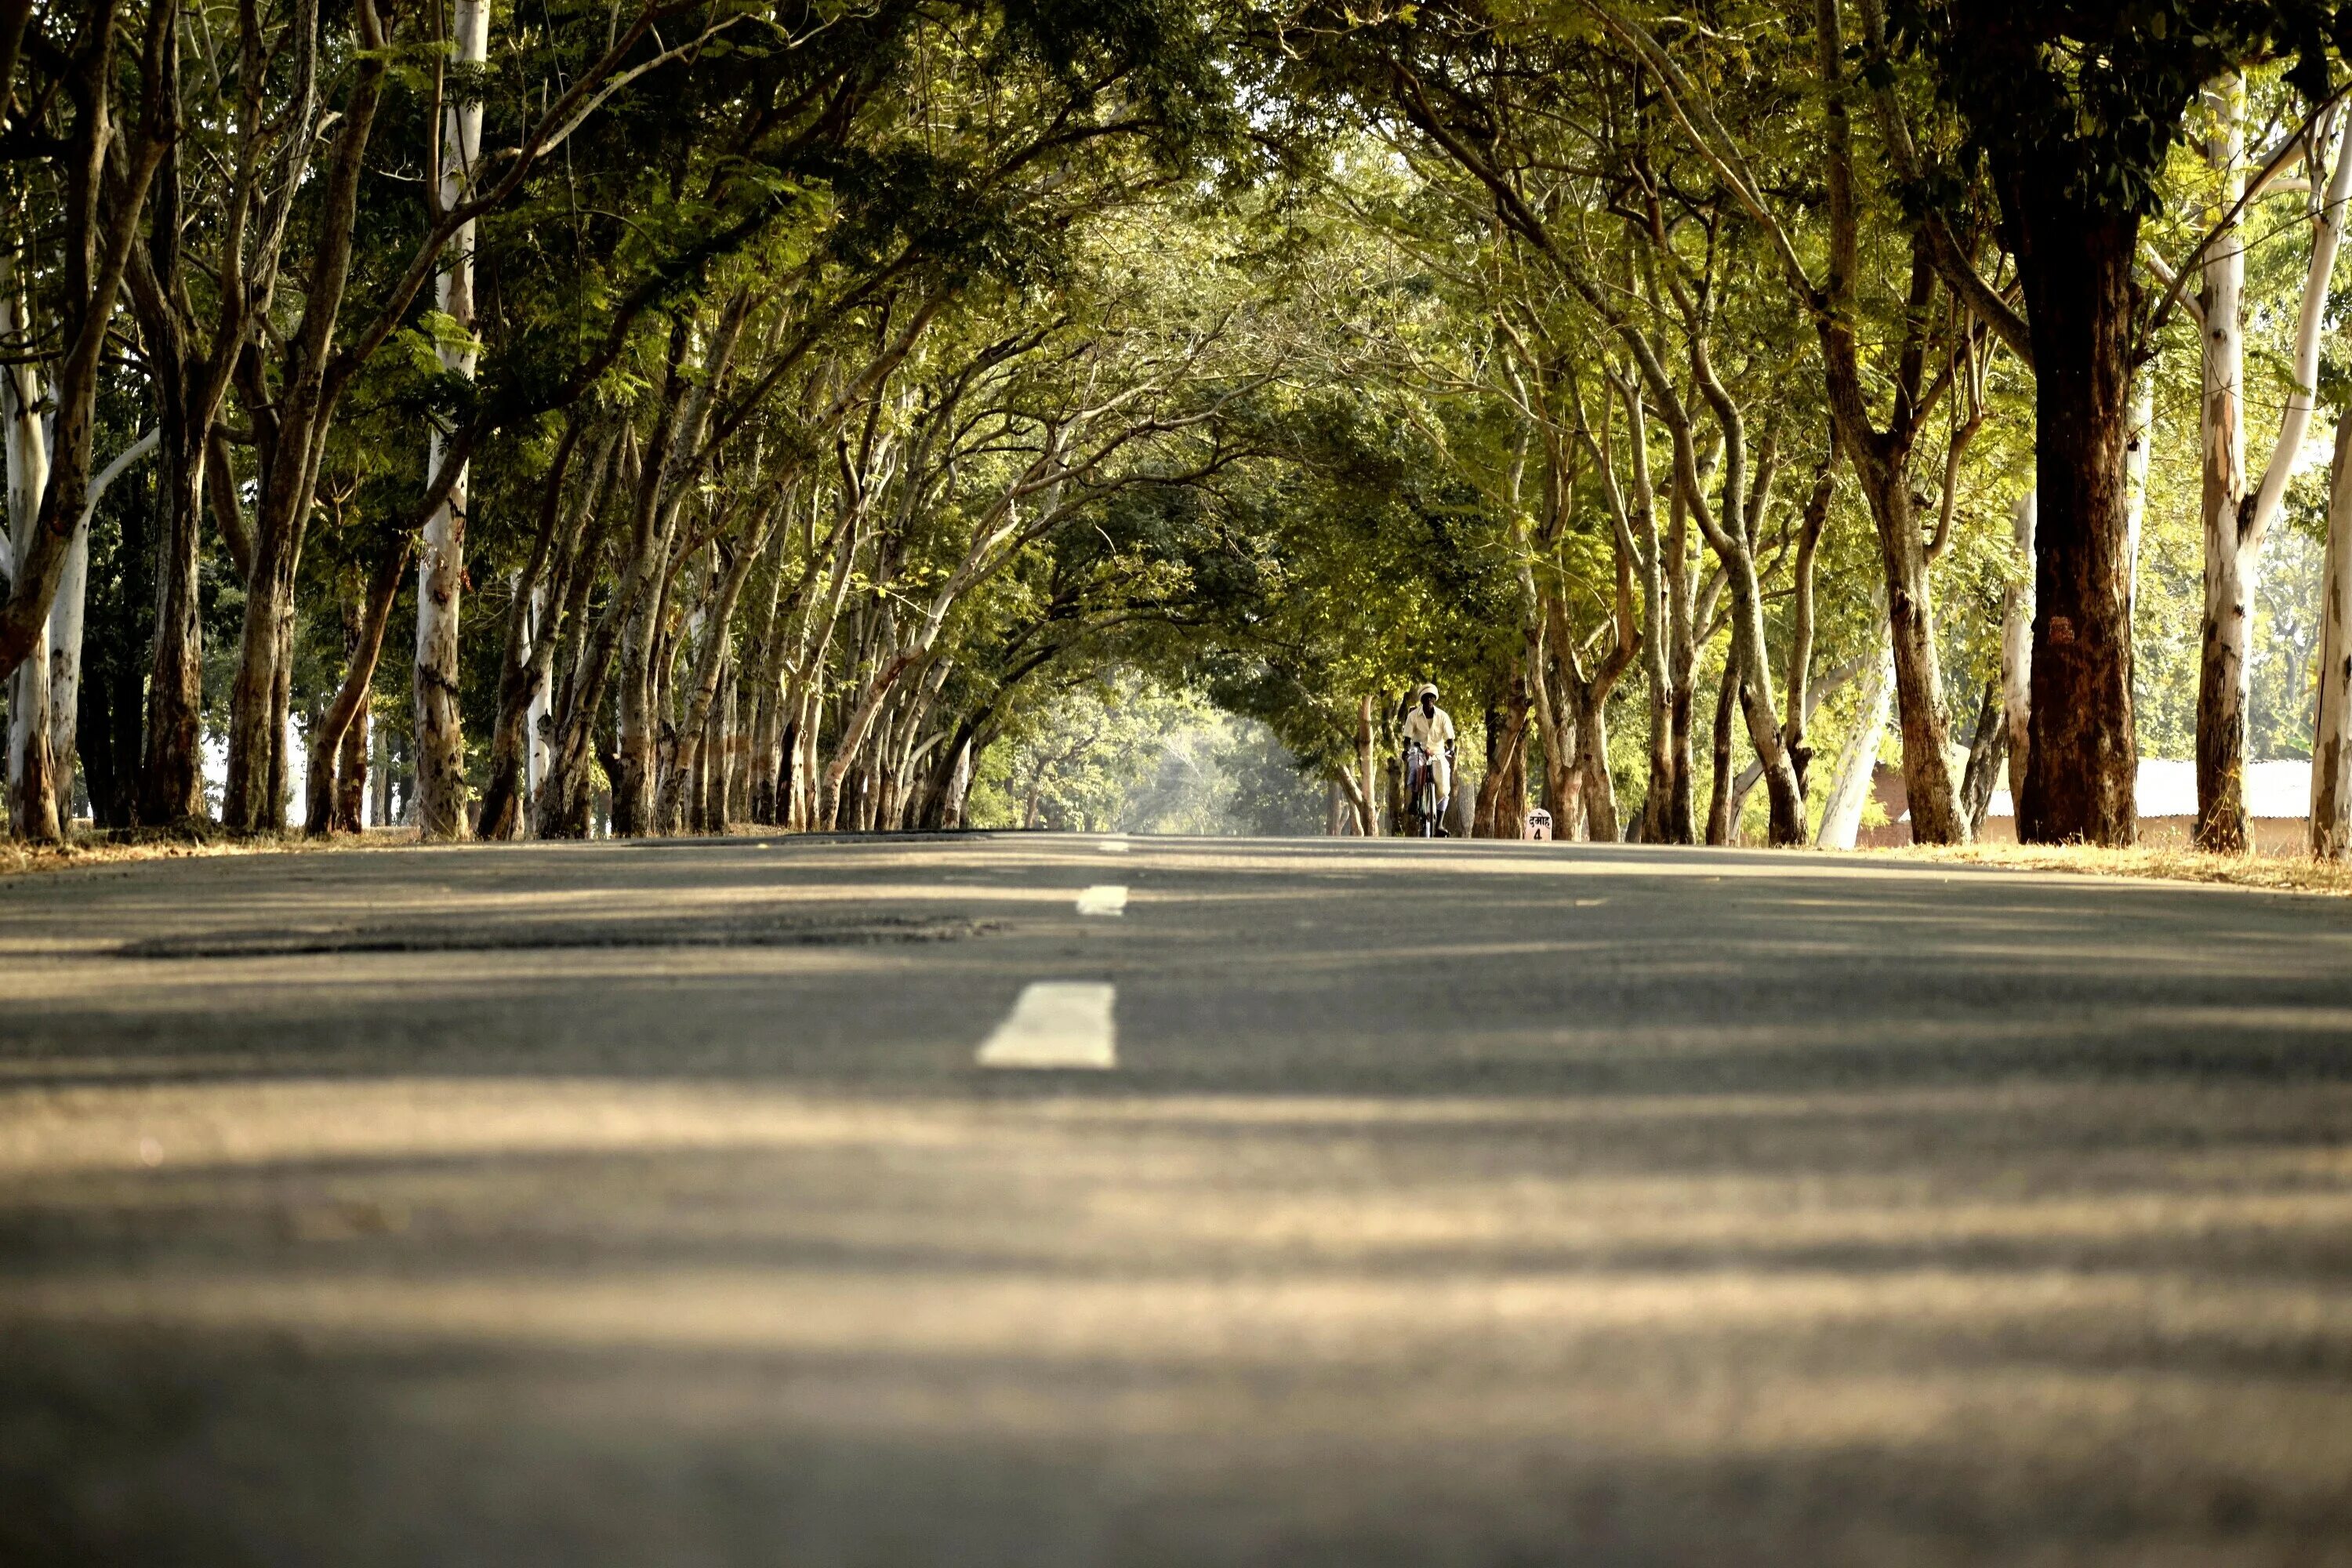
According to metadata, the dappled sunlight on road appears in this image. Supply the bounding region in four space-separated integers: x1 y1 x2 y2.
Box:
9 837 2352 1563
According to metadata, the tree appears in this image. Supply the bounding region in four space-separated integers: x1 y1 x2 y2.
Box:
1889 0 2318 844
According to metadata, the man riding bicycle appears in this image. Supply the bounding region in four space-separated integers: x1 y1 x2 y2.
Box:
1402 683 1456 835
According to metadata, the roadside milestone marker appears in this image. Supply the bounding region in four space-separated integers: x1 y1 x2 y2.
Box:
1076 884 1129 916
976 982 1117 1069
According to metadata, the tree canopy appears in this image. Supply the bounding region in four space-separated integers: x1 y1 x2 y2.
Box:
11 0 2352 852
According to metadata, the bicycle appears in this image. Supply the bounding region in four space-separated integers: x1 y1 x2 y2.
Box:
1404 740 1447 837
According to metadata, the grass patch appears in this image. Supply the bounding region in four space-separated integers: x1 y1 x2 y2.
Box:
1873 842 2352 896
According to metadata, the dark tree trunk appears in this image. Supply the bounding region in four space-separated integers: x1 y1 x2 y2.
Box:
1706 663 1737 845
303 543 405 837
140 403 206 826
1998 159 2139 845
336 701 369 831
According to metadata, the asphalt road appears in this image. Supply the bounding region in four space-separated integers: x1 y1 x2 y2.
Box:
5 833 2352 1566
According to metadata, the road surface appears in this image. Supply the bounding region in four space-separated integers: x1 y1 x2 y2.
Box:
5 834 2352 1566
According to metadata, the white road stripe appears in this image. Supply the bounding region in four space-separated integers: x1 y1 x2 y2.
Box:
975 983 1117 1070
1097 838 1131 853
1075 884 1128 916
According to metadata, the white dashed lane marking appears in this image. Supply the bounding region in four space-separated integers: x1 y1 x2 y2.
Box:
1097 838 1131 853
975 983 1118 1070
1075 884 1128 916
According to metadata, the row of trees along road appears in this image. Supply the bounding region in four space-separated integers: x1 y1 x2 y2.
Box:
13 2 2352 853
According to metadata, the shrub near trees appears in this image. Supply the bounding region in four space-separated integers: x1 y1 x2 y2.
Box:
11 2 2352 852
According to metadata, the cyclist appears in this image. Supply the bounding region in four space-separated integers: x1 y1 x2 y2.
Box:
1402 683 1457 834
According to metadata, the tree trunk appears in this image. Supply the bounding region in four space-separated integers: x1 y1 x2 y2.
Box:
306 542 407 836
1816 641 1893 851
2314 420 2352 857
741 521 793 823
2195 78 2251 851
1996 153 2139 845
336 699 370 832
1529 600 1577 837
1705 659 1737 845
1642 490 1699 843
479 423 601 840
2002 492 2035 809
1486 675 1530 839
1813 22 1962 848
372 720 392 828
613 601 659 835
4 321 58 840
220 23 392 830
1577 695 1620 843
46 512 93 809
223 519 297 830
1957 680 2005 839
1781 456 1831 798
2200 96 2352 851
1858 466 1964 845
662 506 778 830
140 421 207 823
410 0 490 841
2125 364 2153 618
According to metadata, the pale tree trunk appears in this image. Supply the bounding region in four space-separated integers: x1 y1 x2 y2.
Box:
726 668 751 823
45 520 87 816
4 296 57 841
1781 455 1833 797
2202 96 2352 851
2125 365 2153 619
1816 640 1893 851
741 521 793 823
412 0 491 841
1356 694 1380 837
1861 463 1963 844
2313 419 2352 857
476 416 595 844
815 648 911 829
660 501 779 830
1810 16 1962 844
791 689 820 829
2196 76 2251 850
525 579 554 802
1577 699 1620 843
2003 492 2035 809
1678 362 1803 846
45 430 160 818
